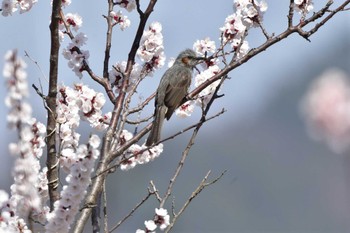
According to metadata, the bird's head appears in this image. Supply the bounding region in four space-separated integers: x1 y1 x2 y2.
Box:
175 49 204 68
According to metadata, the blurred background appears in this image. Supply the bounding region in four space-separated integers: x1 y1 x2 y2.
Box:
1 1 350 232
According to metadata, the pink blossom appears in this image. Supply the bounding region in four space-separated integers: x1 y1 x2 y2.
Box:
301 68 350 153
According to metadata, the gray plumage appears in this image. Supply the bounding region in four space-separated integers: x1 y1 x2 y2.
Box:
146 49 199 146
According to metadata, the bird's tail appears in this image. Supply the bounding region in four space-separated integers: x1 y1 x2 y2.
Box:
146 106 167 146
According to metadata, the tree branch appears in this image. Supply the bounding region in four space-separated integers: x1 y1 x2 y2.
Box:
46 0 62 210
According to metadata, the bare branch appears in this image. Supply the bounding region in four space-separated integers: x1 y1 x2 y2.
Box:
165 170 227 232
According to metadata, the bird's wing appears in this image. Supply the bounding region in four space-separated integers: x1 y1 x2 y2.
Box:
164 68 192 120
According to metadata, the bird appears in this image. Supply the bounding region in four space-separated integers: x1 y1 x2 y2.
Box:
145 49 201 146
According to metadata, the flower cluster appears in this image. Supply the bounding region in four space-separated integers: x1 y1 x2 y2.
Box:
60 12 89 78
194 64 221 106
0 191 31 233
3 51 32 127
234 0 268 28
57 84 107 165
114 130 164 171
110 10 131 30
220 13 246 44
301 68 350 153
2 51 47 232
193 37 216 56
62 13 83 32
136 208 170 232
109 61 141 93
137 22 166 74
45 135 101 233
57 83 107 172
220 0 267 58
74 83 107 128
294 0 314 14
115 0 136 12
8 119 47 223
1 0 37 16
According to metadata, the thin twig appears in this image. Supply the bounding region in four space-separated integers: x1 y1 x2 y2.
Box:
24 50 48 83
108 188 157 232
149 180 162 202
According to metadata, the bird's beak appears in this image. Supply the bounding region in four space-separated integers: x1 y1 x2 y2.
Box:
194 56 206 64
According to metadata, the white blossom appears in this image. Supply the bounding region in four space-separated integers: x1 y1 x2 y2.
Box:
1 0 38 16
155 208 170 230
175 100 195 118
72 32 88 47
118 136 164 171
1 0 16 16
2 51 47 229
116 0 136 12
65 13 83 31
194 65 222 106
109 61 141 93
193 37 216 56
62 0 71 7
137 22 165 73
111 10 131 30
294 0 314 14
46 135 100 233
144 220 157 232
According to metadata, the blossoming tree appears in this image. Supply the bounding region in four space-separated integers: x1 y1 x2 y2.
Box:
1 0 350 232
